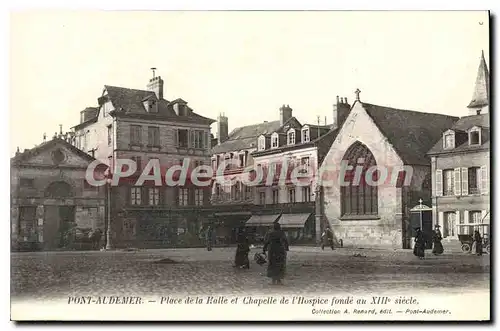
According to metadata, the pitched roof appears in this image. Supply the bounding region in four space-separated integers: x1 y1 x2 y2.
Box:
104 85 215 124
211 120 282 154
11 138 96 165
467 50 490 109
427 113 490 155
361 103 459 165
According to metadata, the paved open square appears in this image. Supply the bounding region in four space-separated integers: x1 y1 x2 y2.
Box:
11 246 490 302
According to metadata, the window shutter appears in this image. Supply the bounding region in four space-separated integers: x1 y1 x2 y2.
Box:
190 130 196 148
174 129 179 147
480 165 488 194
461 167 468 196
454 168 461 196
481 210 487 223
435 169 443 197
455 210 460 237
463 210 469 235
439 212 445 237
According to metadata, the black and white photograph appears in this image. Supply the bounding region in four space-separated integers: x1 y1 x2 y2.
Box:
8 10 490 321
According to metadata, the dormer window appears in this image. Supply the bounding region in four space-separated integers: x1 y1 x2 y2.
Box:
302 127 310 143
468 126 481 146
443 130 455 149
143 99 157 113
287 129 296 145
258 135 266 151
271 133 279 149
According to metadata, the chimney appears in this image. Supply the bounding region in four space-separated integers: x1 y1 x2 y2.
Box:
147 68 164 99
332 96 351 130
217 113 229 144
279 104 293 126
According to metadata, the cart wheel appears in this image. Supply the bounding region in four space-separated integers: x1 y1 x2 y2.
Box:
461 243 471 253
485 245 490 254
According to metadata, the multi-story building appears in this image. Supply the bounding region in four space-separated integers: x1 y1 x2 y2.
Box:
71 72 215 248
250 98 351 244
209 99 351 244
427 51 490 248
11 137 106 251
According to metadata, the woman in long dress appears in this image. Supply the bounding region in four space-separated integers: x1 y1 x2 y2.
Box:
413 227 425 259
234 229 250 269
474 230 483 256
263 223 289 285
432 225 444 255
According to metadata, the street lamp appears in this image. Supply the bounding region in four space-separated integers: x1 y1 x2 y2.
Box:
418 198 423 229
105 178 113 250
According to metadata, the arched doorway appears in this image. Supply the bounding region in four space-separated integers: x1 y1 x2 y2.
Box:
340 141 378 217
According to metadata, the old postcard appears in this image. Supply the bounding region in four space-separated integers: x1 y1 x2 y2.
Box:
9 10 490 321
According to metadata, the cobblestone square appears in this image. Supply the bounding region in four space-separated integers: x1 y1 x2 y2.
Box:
11 246 490 302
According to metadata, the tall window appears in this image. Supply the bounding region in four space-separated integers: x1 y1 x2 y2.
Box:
340 142 378 216
239 154 245 167
272 189 279 204
131 156 142 174
469 128 481 145
288 130 296 145
179 188 189 206
443 211 456 237
443 169 454 196
191 130 205 149
258 136 266 151
195 189 204 206
107 125 112 146
302 186 311 202
271 134 279 148
177 129 189 148
288 188 296 203
148 126 160 146
130 125 142 146
300 157 310 174
468 211 482 235
148 188 160 205
302 128 310 143
443 133 454 149
259 191 266 205
468 167 480 194
130 187 142 205
245 185 253 199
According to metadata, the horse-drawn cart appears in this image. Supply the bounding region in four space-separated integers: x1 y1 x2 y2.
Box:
458 223 490 254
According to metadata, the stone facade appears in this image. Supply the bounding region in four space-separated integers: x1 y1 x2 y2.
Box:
69 75 216 248
320 98 456 249
11 139 106 251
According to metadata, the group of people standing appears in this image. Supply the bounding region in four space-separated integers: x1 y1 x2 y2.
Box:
413 225 484 258
233 223 289 285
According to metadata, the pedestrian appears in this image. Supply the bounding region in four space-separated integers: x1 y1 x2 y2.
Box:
413 227 425 259
206 225 214 251
263 222 289 285
321 227 334 250
234 228 250 269
474 229 483 256
432 225 444 255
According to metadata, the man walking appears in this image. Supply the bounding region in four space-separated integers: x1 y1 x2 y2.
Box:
321 227 334 250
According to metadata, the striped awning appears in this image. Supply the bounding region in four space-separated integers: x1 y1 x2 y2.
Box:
245 214 280 227
278 213 312 228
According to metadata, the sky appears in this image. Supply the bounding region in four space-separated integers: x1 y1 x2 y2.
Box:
9 10 489 155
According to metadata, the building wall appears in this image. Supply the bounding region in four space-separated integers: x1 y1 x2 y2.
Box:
11 160 105 250
320 101 407 248
431 150 490 240
253 146 319 205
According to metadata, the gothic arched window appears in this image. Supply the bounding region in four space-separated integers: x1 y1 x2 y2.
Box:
341 142 378 216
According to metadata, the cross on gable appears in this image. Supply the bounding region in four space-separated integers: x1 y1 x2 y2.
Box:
355 89 361 101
